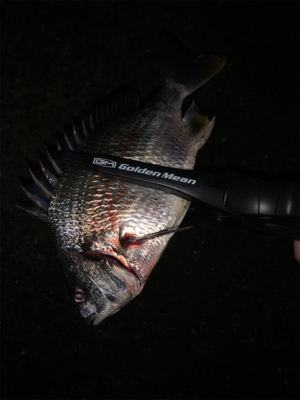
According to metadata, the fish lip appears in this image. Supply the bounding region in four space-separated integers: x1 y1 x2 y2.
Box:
81 248 141 282
85 312 97 324
102 250 141 282
85 312 109 326
92 312 117 326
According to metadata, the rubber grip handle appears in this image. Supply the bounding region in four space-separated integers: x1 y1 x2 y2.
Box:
225 172 299 219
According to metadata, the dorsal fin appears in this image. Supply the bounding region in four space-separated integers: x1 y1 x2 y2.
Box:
61 84 140 151
19 84 140 221
16 204 48 221
19 183 50 212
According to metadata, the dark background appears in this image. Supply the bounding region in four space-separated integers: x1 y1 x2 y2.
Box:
1 2 299 399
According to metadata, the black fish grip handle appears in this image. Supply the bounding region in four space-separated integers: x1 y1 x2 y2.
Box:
220 172 300 239
57 150 300 239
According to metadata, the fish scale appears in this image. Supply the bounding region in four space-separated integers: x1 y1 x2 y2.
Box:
48 85 210 323
20 35 226 324
78 89 192 165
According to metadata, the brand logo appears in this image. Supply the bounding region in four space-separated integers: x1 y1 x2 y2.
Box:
93 158 117 168
118 163 196 185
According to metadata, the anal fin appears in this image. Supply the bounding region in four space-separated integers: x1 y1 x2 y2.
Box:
183 100 215 149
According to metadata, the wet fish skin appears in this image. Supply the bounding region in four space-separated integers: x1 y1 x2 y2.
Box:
22 35 227 325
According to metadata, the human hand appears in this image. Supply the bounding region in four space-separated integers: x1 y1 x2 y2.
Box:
294 240 300 263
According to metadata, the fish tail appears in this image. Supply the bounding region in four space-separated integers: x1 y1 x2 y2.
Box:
160 33 227 97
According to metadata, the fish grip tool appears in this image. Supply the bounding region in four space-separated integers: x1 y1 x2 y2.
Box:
58 150 300 240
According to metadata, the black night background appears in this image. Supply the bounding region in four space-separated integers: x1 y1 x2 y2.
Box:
1 2 299 399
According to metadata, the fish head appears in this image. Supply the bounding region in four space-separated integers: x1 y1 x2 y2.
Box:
49 174 189 325
64 246 142 325
56 220 176 325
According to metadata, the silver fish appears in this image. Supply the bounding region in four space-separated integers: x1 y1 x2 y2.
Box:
20 35 226 325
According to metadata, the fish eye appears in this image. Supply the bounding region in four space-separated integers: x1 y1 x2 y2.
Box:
72 287 86 303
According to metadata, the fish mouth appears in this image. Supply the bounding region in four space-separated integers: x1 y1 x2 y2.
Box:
80 249 141 325
85 308 121 326
85 312 98 324
81 249 140 282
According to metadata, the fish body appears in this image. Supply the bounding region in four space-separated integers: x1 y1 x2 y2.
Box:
21 36 226 325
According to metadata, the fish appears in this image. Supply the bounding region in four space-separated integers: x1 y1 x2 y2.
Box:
19 35 226 325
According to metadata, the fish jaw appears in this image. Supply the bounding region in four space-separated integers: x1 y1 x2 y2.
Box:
81 247 141 282
68 253 142 325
